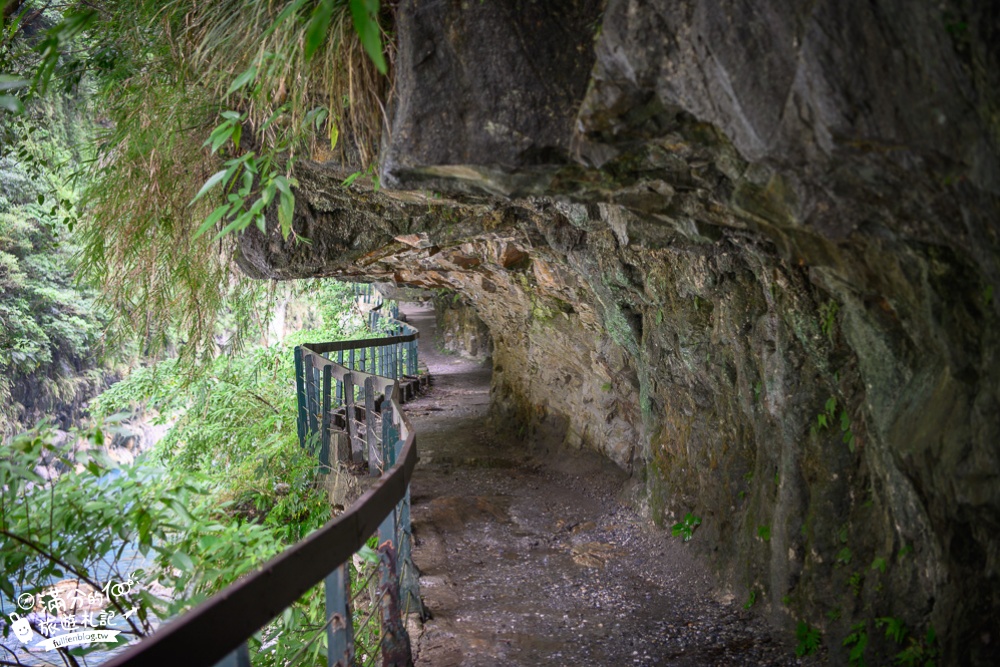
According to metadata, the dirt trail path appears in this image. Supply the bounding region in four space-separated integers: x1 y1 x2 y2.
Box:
401 303 811 666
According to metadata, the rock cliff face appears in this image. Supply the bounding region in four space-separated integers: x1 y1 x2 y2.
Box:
237 1 1000 663
432 292 493 361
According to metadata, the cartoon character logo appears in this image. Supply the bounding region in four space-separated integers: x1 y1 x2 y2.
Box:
8 613 33 644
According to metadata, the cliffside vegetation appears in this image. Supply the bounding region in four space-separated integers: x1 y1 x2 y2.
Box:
0 51 110 436
3 0 388 361
2 4 388 664
2 273 374 665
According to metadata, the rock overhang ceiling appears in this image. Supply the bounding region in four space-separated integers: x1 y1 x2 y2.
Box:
237 1 1000 663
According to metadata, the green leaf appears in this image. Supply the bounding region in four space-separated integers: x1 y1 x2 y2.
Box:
305 0 335 62
0 94 24 113
0 75 29 92
222 157 248 190
273 175 292 197
263 0 309 38
278 189 295 240
260 105 288 133
168 499 196 525
171 551 195 573
836 546 853 565
342 170 362 187
846 629 868 661
226 67 257 96
350 0 387 74
203 121 232 148
190 170 228 204
248 196 267 217
210 124 236 154
193 205 230 239
356 544 379 564
261 182 277 207
213 211 251 240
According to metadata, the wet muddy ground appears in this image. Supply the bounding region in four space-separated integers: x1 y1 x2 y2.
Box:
402 303 821 666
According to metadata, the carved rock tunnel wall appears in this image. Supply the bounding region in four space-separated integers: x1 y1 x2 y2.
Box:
235 1 1000 663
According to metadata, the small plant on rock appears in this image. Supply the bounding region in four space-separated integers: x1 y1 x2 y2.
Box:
820 299 839 341
844 622 869 667
894 625 938 667
671 512 702 541
848 571 864 597
840 409 857 451
836 547 853 566
811 396 837 435
796 621 821 657
876 616 907 644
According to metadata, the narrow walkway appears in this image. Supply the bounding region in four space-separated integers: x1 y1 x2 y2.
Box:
401 303 806 667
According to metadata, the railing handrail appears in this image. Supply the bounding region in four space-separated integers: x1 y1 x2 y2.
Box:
104 284 420 667
305 331 416 354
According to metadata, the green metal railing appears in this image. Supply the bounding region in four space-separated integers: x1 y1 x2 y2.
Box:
104 285 422 667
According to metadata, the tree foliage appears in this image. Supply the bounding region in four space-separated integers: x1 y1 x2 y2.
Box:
2 1 390 359
2 282 377 665
1 427 286 665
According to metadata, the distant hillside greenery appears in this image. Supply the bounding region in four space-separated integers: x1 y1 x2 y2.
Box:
0 82 112 436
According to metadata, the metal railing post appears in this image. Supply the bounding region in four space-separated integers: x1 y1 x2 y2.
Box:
212 643 250 667
365 377 378 475
304 354 319 438
381 399 395 468
344 372 359 462
336 350 344 406
325 563 354 667
320 365 332 470
294 346 306 447
375 536 411 666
